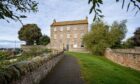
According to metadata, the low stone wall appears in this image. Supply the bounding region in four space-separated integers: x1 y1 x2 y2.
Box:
0 51 64 84
105 48 140 71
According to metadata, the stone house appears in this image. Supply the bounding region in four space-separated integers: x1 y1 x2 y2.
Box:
50 17 88 52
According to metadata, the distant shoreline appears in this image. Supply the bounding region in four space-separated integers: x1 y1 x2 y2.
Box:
0 40 25 48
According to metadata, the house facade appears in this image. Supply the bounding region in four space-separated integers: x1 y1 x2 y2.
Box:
50 17 88 52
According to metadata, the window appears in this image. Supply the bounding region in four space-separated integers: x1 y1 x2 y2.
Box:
67 34 70 38
54 27 56 31
60 27 63 31
73 38 78 48
73 44 78 48
67 26 70 30
74 38 77 44
67 39 70 44
74 34 77 38
81 41 84 47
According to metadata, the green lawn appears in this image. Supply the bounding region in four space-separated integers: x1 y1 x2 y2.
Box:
65 52 140 84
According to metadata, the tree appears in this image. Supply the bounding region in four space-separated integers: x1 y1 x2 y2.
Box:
133 27 140 46
83 21 110 55
83 20 127 55
18 24 42 45
109 20 127 48
0 0 38 22
88 0 140 20
122 37 134 48
39 35 50 45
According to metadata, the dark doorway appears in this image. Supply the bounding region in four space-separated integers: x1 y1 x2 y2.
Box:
66 44 69 51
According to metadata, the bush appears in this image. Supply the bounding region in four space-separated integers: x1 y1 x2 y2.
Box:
39 35 50 45
0 51 11 60
83 20 127 55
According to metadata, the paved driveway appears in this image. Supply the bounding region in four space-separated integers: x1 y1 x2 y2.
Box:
40 54 84 84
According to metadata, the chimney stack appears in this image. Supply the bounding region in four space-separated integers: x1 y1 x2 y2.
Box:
53 19 56 23
86 16 88 20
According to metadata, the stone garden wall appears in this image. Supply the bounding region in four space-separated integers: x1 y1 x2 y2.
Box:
105 48 140 71
0 51 64 84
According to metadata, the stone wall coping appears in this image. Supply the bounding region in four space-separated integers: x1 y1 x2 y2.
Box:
106 48 140 55
112 50 140 55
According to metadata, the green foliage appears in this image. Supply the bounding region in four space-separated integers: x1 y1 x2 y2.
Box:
43 49 51 53
83 21 110 55
88 0 140 20
0 51 11 60
66 52 140 84
109 20 127 48
0 50 57 83
27 46 44 56
122 37 135 48
83 20 127 55
133 27 140 46
0 0 38 22
39 35 50 45
18 24 42 45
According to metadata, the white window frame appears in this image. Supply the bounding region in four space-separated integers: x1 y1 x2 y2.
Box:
67 38 70 44
60 27 63 31
73 38 78 48
67 34 70 38
67 26 70 30
73 44 78 48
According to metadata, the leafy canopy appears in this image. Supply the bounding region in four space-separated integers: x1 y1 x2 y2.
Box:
83 21 110 55
122 37 134 48
133 27 140 46
83 20 127 55
0 0 38 22
39 35 50 45
18 24 42 45
109 20 127 48
88 0 140 20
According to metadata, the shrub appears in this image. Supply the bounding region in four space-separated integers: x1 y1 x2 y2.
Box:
83 20 127 55
0 51 11 60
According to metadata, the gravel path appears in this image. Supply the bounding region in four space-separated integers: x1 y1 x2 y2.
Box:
39 55 84 84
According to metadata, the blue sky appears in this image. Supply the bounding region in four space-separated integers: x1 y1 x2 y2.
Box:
0 0 139 48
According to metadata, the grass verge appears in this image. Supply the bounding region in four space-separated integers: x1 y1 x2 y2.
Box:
65 52 140 84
